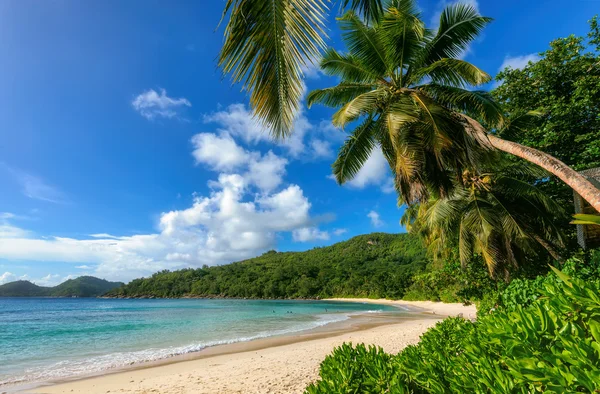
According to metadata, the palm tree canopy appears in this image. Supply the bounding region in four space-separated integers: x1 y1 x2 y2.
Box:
218 0 391 139
307 1 504 205
401 160 565 278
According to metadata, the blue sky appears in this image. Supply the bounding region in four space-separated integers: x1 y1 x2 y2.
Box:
0 0 597 285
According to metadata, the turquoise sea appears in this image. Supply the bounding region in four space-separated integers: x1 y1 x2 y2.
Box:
0 297 400 388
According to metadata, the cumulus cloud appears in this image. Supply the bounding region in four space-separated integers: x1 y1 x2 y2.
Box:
292 227 330 242
368 210 384 227
498 53 540 72
192 133 287 193
203 103 335 160
0 143 327 282
132 88 191 120
191 133 250 171
333 228 348 236
0 271 18 284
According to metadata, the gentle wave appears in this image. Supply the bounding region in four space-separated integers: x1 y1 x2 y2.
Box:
1 310 381 387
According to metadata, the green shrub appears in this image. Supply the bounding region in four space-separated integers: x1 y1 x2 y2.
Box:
305 343 409 394
307 268 600 393
403 260 494 303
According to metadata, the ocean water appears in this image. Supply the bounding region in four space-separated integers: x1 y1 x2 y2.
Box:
0 297 399 388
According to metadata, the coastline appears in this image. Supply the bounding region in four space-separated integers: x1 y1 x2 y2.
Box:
324 298 477 319
16 300 474 394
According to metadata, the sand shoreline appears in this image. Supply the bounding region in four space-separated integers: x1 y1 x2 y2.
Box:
18 300 475 394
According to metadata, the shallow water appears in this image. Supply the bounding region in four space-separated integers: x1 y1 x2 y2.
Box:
0 297 399 387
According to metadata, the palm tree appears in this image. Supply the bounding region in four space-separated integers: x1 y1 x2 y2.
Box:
401 161 565 278
218 0 600 211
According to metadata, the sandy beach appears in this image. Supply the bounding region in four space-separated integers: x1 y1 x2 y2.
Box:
25 300 475 394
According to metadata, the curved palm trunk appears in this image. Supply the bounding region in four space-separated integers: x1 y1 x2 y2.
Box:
486 134 600 213
462 115 600 212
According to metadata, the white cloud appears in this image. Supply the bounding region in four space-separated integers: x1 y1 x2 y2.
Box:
246 151 288 192
333 228 348 236
301 61 322 79
191 133 250 171
132 88 191 120
0 271 76 287
310 139 333 158
381 179 395 194
75 265 93 270
203 103 336 160
0 142 328 282
498 53 540 72
0 211 32 238
292 227 330 242
0 224 31 238
0 271 17 284
35 274 62 287
494 53 541 88
89 233 121 239
192 133 287 193
368 210 384 227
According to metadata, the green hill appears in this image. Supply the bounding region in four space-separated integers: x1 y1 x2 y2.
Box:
105 232 428 299
0 280 51 297
0 276 124 297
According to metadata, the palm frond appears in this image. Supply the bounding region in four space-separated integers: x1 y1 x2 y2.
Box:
379 1 424 82
219 0 327 138
320 48 381 83
420 3 491 65
420 85 504 128
338 11 388 77
332 116 377 184
307 83 376 108
332 89 386 127
413 58 491 87
341 0 385 24
499 111 544 140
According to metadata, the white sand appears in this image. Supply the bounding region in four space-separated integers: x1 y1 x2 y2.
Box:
26 300 474 394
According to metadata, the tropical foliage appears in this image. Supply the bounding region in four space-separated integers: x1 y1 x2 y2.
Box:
572 213 600 226
401 160 565 277
493 16 600 207
402 258 495 303
105 233 428 299
307 1 499 205
307 265 600 393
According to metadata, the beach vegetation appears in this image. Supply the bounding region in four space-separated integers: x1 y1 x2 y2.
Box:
307 263 600 393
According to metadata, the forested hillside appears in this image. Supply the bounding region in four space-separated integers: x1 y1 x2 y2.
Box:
105 233 428 299
0 276 124 297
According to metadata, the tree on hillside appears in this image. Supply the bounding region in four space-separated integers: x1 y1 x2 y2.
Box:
493 16 600 208
218 0 600 211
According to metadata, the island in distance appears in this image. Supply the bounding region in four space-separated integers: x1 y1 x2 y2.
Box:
0 276 124 297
